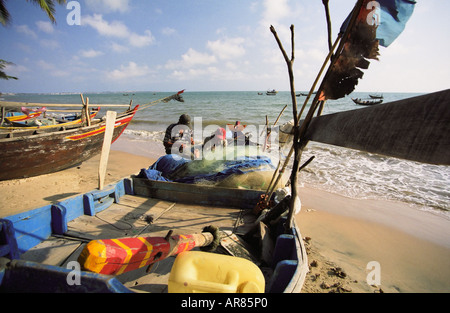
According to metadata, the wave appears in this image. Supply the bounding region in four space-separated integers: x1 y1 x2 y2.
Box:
298 142 450 218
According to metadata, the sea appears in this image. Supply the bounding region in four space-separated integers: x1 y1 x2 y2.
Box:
2 90 449 218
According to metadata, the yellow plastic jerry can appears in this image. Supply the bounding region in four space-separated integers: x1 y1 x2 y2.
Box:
168 251 265 293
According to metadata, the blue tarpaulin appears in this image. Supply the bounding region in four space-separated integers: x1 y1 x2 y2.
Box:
138 154 275 184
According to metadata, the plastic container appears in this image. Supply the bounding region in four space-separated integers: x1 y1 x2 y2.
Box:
168 251 265 293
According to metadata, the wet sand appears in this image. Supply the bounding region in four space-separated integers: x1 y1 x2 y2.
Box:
0 136 449 293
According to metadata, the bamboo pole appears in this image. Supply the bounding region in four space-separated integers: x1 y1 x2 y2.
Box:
85 97 91 126
322 0 333 52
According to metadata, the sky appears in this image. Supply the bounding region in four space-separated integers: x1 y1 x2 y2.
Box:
0 0 449 93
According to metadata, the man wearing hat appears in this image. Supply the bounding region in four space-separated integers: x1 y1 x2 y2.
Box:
163 114 194 155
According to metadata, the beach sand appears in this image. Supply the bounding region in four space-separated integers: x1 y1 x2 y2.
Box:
0 136 449 293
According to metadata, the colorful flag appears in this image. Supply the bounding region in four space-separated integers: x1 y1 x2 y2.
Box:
321 0 416 100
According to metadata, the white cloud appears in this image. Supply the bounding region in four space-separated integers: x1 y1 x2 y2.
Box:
40 39 60 50
3 63 29 77
84 0 131 13
36 60 69 77
161 27 176 36
260 0 291 27
166 48 217 70
80 49 104 58
83 14 154 47
165 36 249 83
108 62 152 80
129 30 154 47
207 37 246 60
36 21 54 34
83 14 129 37
15 25 37 39
110 42 129 53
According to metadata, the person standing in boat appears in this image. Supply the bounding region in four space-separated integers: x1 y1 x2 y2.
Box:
163 114 194 155
231 121 246 144
202 127 227 153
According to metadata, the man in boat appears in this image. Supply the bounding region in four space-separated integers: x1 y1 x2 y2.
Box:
202 127 227 153
163 114 194 155
231 121 246 144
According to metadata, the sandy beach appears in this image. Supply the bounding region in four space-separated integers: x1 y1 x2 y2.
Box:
1 136 449 293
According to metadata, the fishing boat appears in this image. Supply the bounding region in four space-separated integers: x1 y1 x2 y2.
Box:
4 111 43 122
369 94 383 99
1 108 100 130
1 0 436 296
0 155 308 293
266 89 278 95
0 106 137 181
351 98 383 105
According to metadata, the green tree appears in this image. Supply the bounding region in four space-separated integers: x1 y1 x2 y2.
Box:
0 59 18 80
0 0 66 25
0 0 66 80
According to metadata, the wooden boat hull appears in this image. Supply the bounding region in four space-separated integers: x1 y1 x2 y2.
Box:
0 106 138 181
0 176 308 293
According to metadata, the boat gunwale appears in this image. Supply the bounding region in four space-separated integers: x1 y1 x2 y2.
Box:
0 176 308 293
0 106 138 142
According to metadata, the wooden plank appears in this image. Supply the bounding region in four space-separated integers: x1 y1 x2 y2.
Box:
0 101 130 108
20 237 82 266
133 178 263 209
67 195 177 238
98 110 117 190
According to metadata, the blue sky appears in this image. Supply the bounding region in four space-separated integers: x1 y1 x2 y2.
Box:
0 0 448 93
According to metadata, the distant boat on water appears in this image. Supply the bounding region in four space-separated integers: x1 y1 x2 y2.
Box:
266 89 278 95
369 94 384 99
352 98 383 106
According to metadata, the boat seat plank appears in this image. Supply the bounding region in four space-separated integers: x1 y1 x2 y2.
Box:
20 237 82 267
137 203 241 237
67 195 176 238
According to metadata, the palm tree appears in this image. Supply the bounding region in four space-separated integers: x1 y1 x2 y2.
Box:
0 0 66 80
0 59 18 80
0 0 66 25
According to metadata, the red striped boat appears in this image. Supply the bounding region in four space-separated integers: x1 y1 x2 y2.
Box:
0 105 138 181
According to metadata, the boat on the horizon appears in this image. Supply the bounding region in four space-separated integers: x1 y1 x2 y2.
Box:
351 98 383 105
369 94 383 99
266 89 278 95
